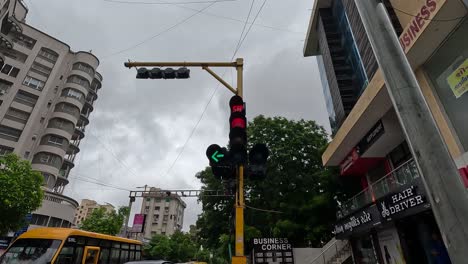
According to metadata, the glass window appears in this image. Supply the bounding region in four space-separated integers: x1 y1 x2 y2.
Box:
0 239 61 264
424 20 468 151
0 145 13 156
23 75 45 91
30 62 52 77
110 248 120 263
48 135 64 146
14 90 38 107
100 248 110 264
0 63 20 77
67 75 90 89
120 250 129 264
4 108 30 124
38 48 58 62
0 125 22 141
12 34 37 49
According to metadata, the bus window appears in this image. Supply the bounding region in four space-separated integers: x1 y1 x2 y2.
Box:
83 246 100 264
55 246 74 264
87 238 99 246
135 251 141 261
0 239 61 264
110 248 120 263
99 248 110 264
129 250 135 261
120 250 129 264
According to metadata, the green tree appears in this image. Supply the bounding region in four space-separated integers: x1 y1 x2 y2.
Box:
0 154 43 235
79 206 129 235
196 116 354 255
144 231 199 262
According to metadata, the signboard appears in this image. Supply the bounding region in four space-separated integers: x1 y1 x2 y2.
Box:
357 120 385 155
340 148 360 175
447 58 468 98
376 184 430 222
14 213 32 237
252 238 293 264
333 205 381 239
398 0 445 52
131 214 146 233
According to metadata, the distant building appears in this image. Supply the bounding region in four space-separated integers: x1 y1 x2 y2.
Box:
0 0 103 230
138 187 186 239
74 199 115 226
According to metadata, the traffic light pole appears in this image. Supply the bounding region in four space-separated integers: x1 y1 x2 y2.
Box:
125 59 247 264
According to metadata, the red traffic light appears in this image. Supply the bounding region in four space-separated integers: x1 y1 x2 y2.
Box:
229 95 245 114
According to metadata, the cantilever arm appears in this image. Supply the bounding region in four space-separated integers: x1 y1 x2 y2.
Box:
202 66 238 95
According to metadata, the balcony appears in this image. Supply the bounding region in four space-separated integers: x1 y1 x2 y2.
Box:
0 33 13 49
337 159 420 219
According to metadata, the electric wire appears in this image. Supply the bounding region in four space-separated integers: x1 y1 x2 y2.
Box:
245 204 284 214
104 0 301 34
101 1 218 59
232 0 267 56
69 176 131 191
164 0 268 177
392 6 467 22
232 0 255 53
103 0 235 4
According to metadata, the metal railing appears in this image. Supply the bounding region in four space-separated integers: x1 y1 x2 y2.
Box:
310 238 350 264
338 159 419 218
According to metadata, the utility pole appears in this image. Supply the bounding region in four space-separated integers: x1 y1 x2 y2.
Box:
124 59 247 264
354 1 468 262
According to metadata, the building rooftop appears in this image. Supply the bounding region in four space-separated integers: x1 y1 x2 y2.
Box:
303 0 332 56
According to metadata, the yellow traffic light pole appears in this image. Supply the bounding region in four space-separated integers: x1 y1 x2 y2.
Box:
124 59 246 264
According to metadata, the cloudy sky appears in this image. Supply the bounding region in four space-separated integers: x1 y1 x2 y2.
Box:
25 0 329 230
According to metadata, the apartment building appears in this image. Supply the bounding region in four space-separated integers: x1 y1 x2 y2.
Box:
74 199 115 226
304 0 466 263
138 187 186 239
0 0 102 230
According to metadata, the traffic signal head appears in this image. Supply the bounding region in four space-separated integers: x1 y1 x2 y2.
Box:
135 67 191 79
206 144 234 179
229 95 247 164
248 143 269 180
136 68 149 79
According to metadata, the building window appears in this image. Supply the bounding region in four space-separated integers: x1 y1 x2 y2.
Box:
4 107 30 124
0 125 22 141
0 145 13 156
12 34 37 49
155 206 160 211
33 152 61 169
67 75 90 89
30 62 52 77
54 103 80 118
2 49 28 63
14 90 38 107
61 88 84 101
23 75 45 91
30 214 49 226
38 48 58 63
73 62 94 77
48 135 64 146
0 63 20 77
0 79 12 95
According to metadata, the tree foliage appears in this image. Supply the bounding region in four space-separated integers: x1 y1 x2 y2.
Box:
79 206 129 235
196 116 354 254
144 231 210 263
0 154 43 235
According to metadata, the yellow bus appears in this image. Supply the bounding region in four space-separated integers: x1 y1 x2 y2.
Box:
0 228 143 264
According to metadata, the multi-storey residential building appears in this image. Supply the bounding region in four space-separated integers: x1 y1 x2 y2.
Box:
0 0 102 230
304 0 466 263
74 199 115 226
138 187 186 239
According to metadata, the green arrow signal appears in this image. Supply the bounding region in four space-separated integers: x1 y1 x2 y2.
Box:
211 150 225 162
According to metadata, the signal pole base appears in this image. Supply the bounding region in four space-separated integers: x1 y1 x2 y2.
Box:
232 256 247 264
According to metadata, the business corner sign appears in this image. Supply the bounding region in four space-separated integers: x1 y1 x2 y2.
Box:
252 238 294 264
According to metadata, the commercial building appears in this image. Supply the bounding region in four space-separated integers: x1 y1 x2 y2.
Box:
0 0 102 230
137 187 186 239
74 199 115 226
304 0 467 263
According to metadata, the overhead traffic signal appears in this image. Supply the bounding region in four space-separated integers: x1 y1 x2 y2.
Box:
135 67 190 79
248 143 269 180
229 95 247 164
206 144 234 179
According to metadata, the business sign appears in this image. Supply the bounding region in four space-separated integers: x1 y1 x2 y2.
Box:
398 0 445 52
252 238 293 264
447 58 468 98
333 205 381 238
340 148 360 175
377 185 430 221
357 120 385 155
131 214 146 233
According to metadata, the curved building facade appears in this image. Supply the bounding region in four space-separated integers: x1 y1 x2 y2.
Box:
0 0 102 230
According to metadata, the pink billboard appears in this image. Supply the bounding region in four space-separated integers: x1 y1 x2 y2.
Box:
132 214 145 233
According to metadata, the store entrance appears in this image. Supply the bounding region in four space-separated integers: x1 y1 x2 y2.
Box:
396 211 451 264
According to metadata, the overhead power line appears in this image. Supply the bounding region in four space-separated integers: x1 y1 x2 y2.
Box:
104 0 301 34
69 175 131 191
233 0 255 55
103 0 236 4
102 0 219 59
232 0 267 57
245 204 284 214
